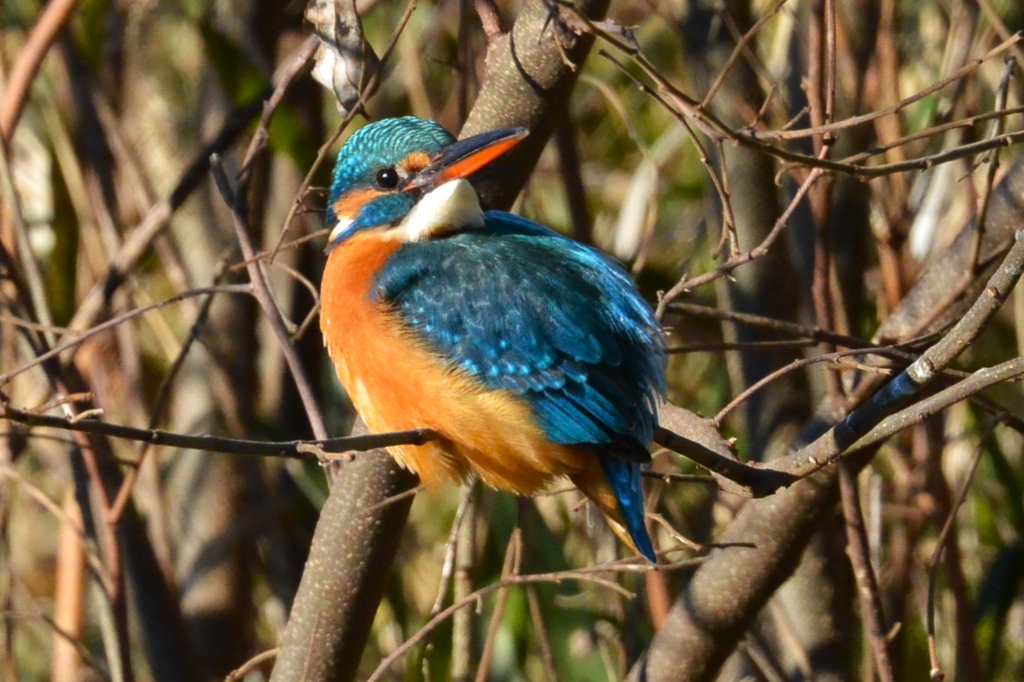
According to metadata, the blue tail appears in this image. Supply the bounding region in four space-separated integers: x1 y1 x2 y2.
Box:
598 454 656 562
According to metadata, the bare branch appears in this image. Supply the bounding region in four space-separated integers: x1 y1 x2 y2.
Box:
0 404 437 459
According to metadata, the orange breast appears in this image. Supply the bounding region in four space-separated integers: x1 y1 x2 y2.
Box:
319 231 593 494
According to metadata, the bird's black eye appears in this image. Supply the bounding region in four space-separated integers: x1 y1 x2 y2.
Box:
375 167 400 190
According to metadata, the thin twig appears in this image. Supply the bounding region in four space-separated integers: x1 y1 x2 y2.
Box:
224 648 279 681
474 525 521 682
569 2 1020 151
668 302 922 350
108 259 234 524
839 463 894 682
667 339 820 354
926 421 996 682
359 484 425 515
969 56 1015 274
210 156 328 440
526 586 558 681
640 471 718 486
655 162 827 317
0 465 111 592
0 404 437 458
0 285 252 385
0 315 70 335
701 0 790 107
1 611 108 681
430 484 478 617
237 36 320 186
365 562 656 682
714 349 894 425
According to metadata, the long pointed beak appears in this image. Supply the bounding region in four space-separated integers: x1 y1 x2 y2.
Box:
407 127 529 191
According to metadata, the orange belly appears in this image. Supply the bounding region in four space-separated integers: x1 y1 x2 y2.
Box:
320 231 593 494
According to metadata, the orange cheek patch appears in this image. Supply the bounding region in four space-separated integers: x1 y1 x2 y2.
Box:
333 187 383 221
401 151 432 173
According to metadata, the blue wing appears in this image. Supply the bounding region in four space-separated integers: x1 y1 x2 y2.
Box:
373 211 666 456
374 211 665 561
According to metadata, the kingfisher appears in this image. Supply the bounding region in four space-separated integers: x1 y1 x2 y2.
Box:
319 117 666 562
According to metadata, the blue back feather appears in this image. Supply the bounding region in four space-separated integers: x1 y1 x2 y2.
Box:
373 212 665 561
374 212 665 451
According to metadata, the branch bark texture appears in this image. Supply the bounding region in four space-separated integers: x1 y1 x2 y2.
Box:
269 443 417 682
461 0 611 210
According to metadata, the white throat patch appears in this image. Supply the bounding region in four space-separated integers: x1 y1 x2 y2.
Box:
329 216 354 243
395 179 484 242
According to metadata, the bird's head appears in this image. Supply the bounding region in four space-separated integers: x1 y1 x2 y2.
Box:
325 117 528 248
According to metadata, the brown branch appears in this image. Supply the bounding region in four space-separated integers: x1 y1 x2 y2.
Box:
629 53 1024 682
667 339 820 354
0 404 437 458
626 414 845 682
474 525 521 682
237 35 320 185
641 471 718 486
1 611 106 679
573 4 1019 149
526 587 558 681
210 156 328 439
0 285 252 385
64 97 265 335
714 349 887 425
453 483 479 681
654 160 826 315
842 357 1024 457
0 0 79 140
267 426 419 682
554 108 593 244
838 463 894 682
473 0 505 39
654 284 1024 505
0 139 142 682
768 228 1024 478
667 302 898 350
109 259 247 523
747 31 1023 141
427 484 479 627
581 11 1024 181
834 106 1024 167
926 422 995 682
700 0 789 108
225 648 279 682
0 465 111 592
459 0 612 209
969 57 1015 274
653 403 796 497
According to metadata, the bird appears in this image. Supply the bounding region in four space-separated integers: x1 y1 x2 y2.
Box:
319 116 666 562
